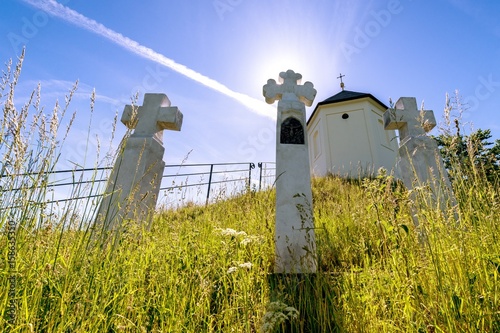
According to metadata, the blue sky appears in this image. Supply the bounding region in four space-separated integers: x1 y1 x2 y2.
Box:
1 0 499 170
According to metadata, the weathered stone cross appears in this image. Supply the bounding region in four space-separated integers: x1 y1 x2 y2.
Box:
383 97 456 228
263 69 316 106
122 93 183 143
263 69 317 275
263 70 318 326
97 93 183 232
384 97 436 141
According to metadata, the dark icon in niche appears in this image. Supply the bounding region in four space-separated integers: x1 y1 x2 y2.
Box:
280 117 304 144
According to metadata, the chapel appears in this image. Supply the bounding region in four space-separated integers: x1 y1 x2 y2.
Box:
306 82 399 178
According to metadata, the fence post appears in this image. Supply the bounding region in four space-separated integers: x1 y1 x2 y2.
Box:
258 162 263 191
248 163 255 191
206 164 214 205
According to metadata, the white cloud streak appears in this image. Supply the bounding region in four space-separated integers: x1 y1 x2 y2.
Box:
20 0 275 119
19 79 120 105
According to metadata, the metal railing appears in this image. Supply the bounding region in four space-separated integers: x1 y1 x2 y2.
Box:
257 162 276 191
0 167 111 206
159 162 276 206
0 162 277 208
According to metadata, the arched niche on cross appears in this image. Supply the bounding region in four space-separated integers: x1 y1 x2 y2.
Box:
280 116 304 144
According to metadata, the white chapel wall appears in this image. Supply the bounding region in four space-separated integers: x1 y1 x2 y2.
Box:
326 107 373 176
307 97 399 178
366 104 399 174
309 117 328 176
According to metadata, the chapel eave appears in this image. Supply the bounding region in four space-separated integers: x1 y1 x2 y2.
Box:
306 90 389 126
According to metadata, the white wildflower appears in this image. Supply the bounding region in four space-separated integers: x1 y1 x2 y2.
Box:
260 301 299 333
240 237 253 246
238 262 252 269
284 306 299 319
216 227 247 237
227 267 238 274
240 235 265 246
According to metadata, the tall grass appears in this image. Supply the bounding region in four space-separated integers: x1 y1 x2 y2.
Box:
1 54 499 332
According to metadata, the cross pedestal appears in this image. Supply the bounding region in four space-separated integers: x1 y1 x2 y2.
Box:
384 97 456 226
263 70 317 274
97 93 182 232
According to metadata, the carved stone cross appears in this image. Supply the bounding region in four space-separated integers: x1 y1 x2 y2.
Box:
383 97 457 228
122 93 183 144
384 97 436 141
263 69 316 106
97 93 183 232
262 69 317 275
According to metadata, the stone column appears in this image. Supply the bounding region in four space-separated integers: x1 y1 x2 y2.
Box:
97 93 183 231
263 69 317 274
384 97 456 225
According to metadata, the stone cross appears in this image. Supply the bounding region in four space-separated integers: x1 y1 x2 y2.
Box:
263 69 316 106
384 97 456 227
384 97 436 141
122 93 183 143
97 93 183 233
263 69 317 274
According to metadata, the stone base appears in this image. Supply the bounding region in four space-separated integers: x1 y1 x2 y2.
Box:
275 136 317 274
96 136 165 232
398 136 458 226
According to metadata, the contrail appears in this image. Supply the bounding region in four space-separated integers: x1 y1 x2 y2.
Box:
20 0 275 119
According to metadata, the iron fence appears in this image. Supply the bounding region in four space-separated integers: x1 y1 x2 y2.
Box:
0 167 111 208
0 162 276 209
160 162 276 206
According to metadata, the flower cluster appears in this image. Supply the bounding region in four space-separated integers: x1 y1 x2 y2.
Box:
240 235 265 246
215 227 247 237
261 301 299 332
227 262 253 274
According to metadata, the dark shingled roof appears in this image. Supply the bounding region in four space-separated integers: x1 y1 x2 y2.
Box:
307 90 388 125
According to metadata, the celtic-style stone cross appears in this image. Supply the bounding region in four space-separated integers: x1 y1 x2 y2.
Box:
263 69 317 274
263 69 316 105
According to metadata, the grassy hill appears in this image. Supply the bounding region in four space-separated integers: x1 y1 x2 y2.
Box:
1 172 499 332
1 53 499 332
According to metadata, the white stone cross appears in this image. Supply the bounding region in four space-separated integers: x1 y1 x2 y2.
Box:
263 69 316 106
384 97 436 141
122 93 183 144
97 93 183 232
384 96 457 229
262 69 317 274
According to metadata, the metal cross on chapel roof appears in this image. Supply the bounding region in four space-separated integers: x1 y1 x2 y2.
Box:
337 73 345 91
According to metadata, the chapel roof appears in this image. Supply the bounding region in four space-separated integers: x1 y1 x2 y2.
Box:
307 90 388 126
